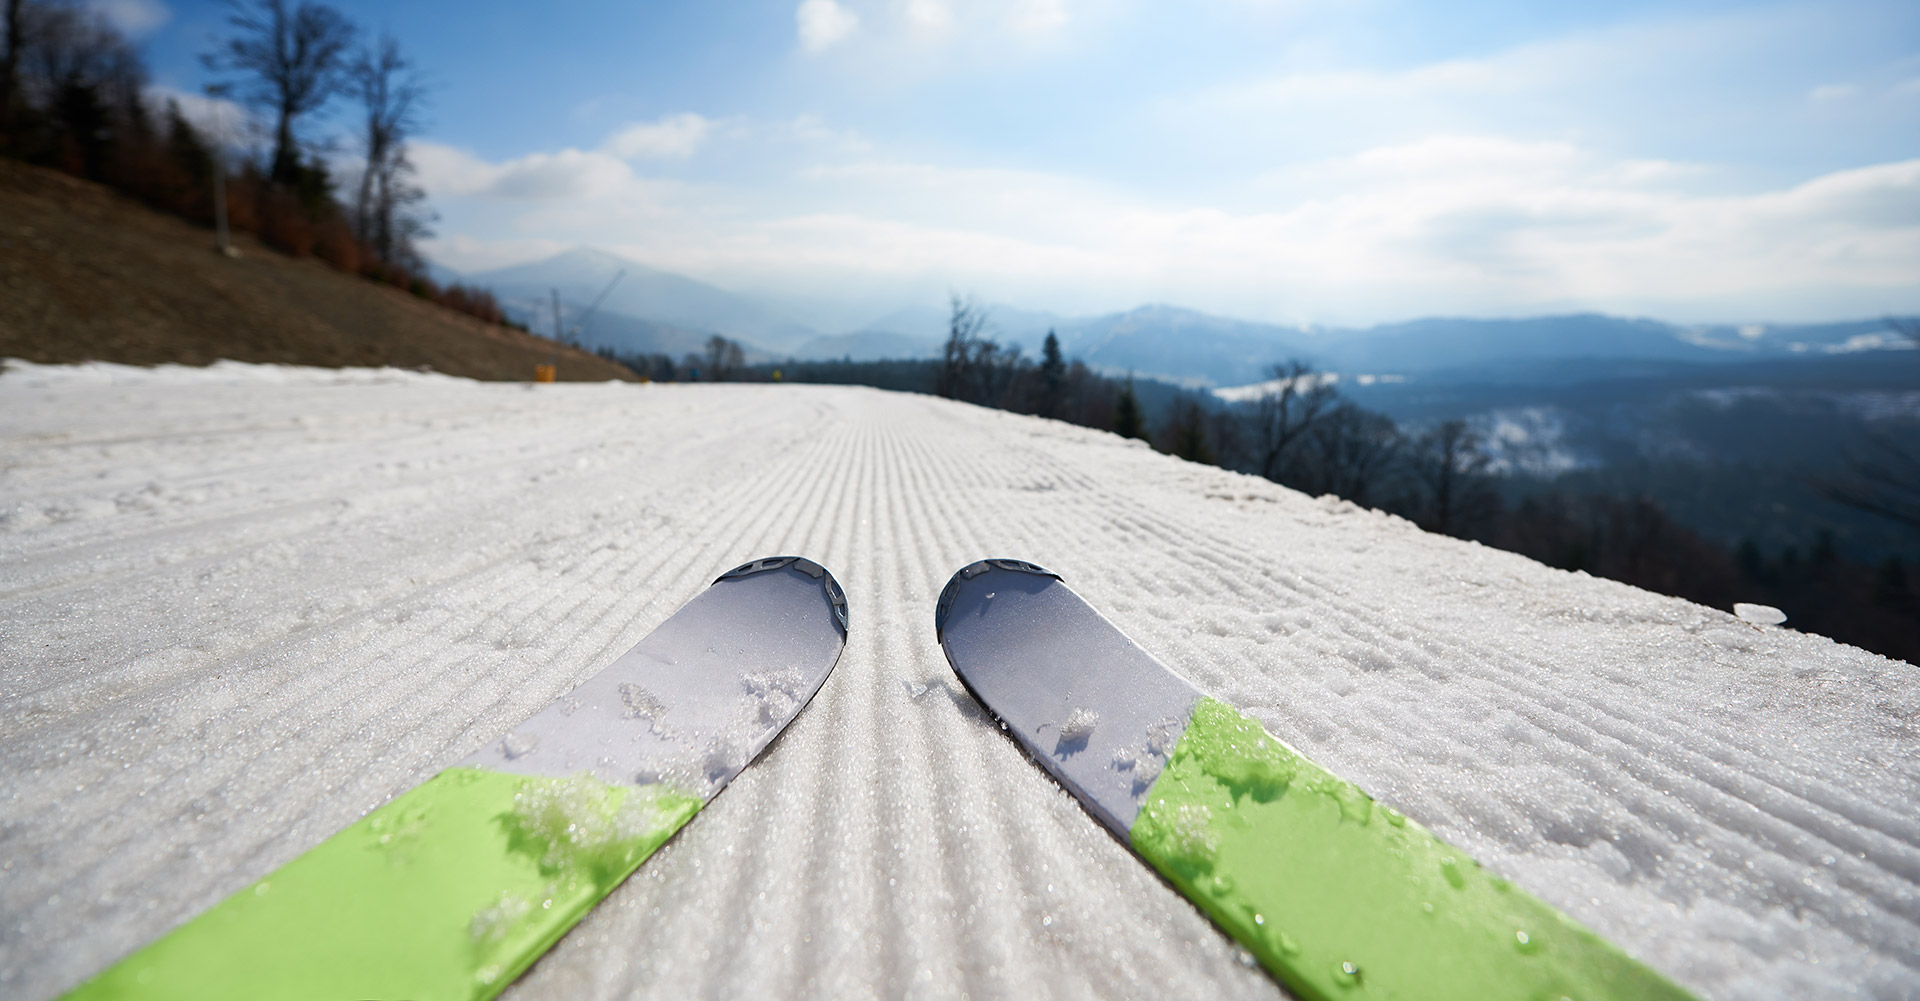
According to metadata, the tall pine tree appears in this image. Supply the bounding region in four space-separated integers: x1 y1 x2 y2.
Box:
1039 329 1066 418
1113 376 1144 440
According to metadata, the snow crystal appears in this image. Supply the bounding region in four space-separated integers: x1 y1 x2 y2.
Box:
619 683 667 720
1054 707 1099 755
1163 803 1219 867
629 736 746 799
740 669 807 731
500 732 540 760
1112 717 1185 793
1733 602 1788 626
505 776 685 877
1059 708 1100 741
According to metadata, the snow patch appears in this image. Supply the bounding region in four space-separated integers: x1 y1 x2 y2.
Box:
619 683 667 720
1112 716 1184 794
740 669 808 732
4 364 1914 1001
505 776 684 876
1733 603 1788 627
500 732 540 759
1054 707 1099 756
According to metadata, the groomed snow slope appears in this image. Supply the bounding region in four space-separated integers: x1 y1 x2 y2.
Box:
2 362 1916 1001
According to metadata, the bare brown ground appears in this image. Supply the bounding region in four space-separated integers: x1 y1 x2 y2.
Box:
0 159 633 382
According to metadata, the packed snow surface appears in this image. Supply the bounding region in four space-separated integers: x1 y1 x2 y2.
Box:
3 360 1917 1001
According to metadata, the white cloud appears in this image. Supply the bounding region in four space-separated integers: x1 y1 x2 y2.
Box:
143 85 249 146
1008 0 1069 35
797 0 859 52
415 125 1920 323
1344 135 1583 178
418 234 571 275
1808 83 1859 102
786 114 873 151
1163 5 1858 163
1205 57 1515 107
772 146 1918 319
606 113 714 159
484 150 631 200
902 0 953 35
788 0 1099 65
412 142 633 200
89 0 169 36
400 2 1914 321
410 143 502 196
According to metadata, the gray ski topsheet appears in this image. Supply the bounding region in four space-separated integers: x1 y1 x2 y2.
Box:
936 558 1200 837
464 555 848 798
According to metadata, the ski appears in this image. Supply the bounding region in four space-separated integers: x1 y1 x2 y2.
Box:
64 556 849 1001
936 558 1696 1001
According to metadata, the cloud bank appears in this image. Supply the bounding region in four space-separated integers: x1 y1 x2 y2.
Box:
416 121 1920 323
412 2 1920 323
797 0 859 52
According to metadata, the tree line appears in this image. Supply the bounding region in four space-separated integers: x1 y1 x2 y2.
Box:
595 333 752 383
0 0 508 326
685 296 1918 663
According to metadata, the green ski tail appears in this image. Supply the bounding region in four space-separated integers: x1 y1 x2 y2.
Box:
1132 697 1694 1001
64 768 700 1001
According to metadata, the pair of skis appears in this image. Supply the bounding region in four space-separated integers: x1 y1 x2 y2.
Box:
63 556 1693 1001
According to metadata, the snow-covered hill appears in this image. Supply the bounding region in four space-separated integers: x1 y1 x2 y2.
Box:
2 362 1915 1001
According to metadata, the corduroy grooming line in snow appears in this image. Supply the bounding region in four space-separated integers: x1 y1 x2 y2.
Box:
60 557 848 1001
936 558 1698 1001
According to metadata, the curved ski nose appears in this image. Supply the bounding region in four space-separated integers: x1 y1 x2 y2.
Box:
718 554 849 634
934 558 1059 642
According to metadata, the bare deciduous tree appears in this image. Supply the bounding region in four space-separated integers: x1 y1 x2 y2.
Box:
936 294 1024 406
1406 419 1501 537
203 0 355 185
1302 403 1403 507
1250 359 1336 484
703 335 745 381
17 1 132 103
937 293 988 400
11 0 145 178
348 32 424 265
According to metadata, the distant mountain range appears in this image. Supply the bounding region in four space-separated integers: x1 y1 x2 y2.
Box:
470 248 818 353
450 247 1915 387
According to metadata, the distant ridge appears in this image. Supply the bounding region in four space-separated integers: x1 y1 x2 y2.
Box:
469 248 818 353
441 246 1915 386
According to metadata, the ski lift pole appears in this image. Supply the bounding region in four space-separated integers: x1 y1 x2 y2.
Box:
566 270 625 343
205 83 237 259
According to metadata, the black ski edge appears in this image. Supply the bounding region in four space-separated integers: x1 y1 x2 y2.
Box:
715 555 849 635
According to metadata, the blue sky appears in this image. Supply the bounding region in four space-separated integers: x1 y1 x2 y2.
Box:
118 0 1920 324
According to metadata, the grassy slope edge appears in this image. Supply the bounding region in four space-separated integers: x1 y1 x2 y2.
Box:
0 159 633 382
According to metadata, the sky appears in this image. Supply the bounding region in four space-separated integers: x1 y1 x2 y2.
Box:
118 0 1920 325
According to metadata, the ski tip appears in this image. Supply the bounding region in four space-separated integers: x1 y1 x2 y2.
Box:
716 555 849 634
934 558 1061 642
